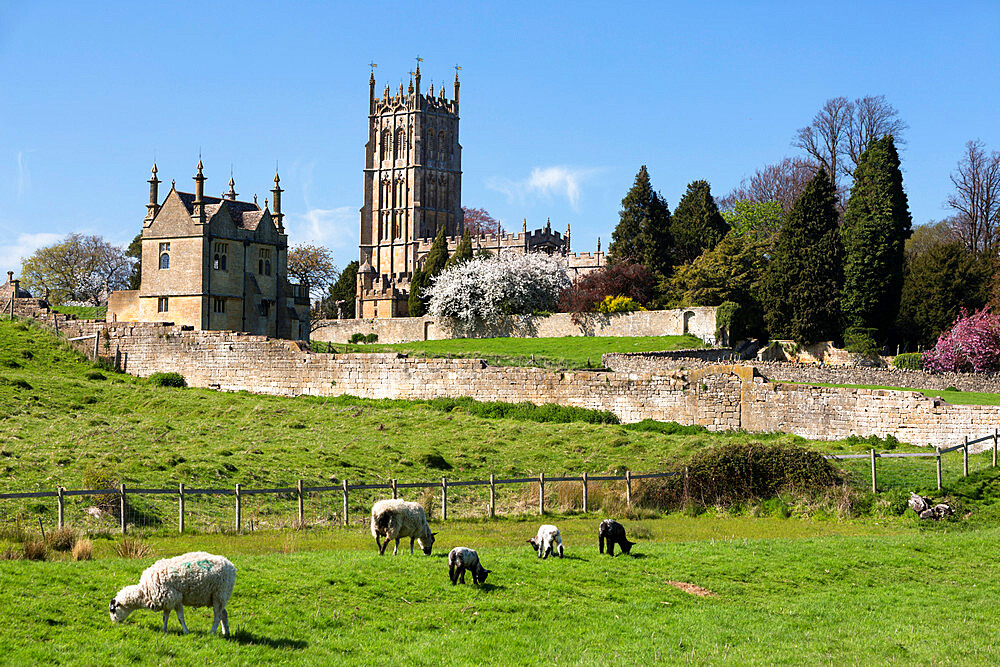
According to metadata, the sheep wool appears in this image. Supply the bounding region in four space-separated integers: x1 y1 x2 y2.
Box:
110 551 236 635
371 499 436 555
448 547 491 585
529 524 564 559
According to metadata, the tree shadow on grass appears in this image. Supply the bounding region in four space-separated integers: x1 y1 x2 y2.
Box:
229 628 308 650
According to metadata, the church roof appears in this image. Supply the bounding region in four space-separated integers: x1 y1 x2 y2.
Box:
175 191 265 229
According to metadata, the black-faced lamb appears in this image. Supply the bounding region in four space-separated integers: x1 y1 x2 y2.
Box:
598 519 635 556
370 499 436 555
109 551 236 635
448 547 491 585
528 524 564 559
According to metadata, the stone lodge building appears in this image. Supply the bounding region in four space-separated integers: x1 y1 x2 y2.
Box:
106 162 310 339
357 67 604 318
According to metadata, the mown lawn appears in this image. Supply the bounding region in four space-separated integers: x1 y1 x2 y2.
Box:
783 381 1000 406
49 305 107 320
312 333 707 369
0 518 997 665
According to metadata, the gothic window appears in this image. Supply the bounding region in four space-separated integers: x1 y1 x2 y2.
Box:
427 179 436 209
381 129 390 161
158 242 170 269
395 127 405 160
213 242 228 271
259 301 270 317
157 297 169 312
438 131 447 161
426 131 435 162
258 248 272 276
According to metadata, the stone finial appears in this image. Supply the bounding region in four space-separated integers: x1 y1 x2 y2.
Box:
226 176 237 201
6 271 12 284
597 237 601 252
523 218 527 233
147 163 161 219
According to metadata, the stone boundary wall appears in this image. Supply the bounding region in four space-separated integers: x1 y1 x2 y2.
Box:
8 297 996 450
311 307 719 345
603 351 1000 394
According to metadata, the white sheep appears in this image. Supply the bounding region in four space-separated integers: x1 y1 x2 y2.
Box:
370 499 436 555
448 547 491 585
528 524 564 559
110 551 236 635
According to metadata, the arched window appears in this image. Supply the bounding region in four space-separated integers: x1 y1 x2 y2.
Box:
259 259 264 274
213 254 220 270
381 129 390 161
159 253 169 269
265 259 271 276
220 254 226 271
426 131 435 162
394 127 405 160
438 130 447 161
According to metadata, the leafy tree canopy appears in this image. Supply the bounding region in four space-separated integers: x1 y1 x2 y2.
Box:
20 233 134 306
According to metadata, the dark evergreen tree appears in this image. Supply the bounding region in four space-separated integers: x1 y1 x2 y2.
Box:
410 227 450 316
895 240 989 348
840 135 912 338
608 166 672 273
408 268 427 317
325 260 357 319
762 168 844 344
444 230 473 269
669 180 728 265
126 233 142 290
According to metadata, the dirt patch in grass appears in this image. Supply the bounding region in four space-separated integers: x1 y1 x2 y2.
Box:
665 580 716 597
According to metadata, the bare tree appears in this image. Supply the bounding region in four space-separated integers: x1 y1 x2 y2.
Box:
794 96 852 187
719 157 817 213
844 95 908 172
947 140 1000 255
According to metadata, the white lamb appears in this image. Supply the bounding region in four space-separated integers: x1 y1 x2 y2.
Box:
370 499 436 555
110 551 236 635
528 524 564 559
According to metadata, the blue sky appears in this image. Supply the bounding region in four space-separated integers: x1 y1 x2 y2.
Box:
1 1 998 273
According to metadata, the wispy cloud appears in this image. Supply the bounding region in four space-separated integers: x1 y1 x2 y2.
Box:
17 151 33 197
487 166 601 211
0 232 64 275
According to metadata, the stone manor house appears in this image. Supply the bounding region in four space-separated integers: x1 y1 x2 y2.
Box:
106 162 311 339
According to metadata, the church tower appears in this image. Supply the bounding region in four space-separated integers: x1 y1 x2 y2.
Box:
358 65 463 317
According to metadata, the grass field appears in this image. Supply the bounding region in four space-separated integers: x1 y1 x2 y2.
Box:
49 305 107 320
311 333 707 369
1 516 998 664
782 381 1000 406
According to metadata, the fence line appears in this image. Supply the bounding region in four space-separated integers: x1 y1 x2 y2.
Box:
0 471 679 535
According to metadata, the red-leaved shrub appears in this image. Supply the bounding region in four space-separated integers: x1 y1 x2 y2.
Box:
558 262 655 313
924 307 1000 373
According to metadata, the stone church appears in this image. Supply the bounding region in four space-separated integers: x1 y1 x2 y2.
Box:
106 162 311 339
356 67 604 318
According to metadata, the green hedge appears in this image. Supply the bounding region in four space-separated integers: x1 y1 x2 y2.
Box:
844 327 879 357
149 372 186 388
893 352 923 371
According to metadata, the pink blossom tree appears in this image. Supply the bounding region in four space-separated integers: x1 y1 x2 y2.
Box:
923 307 1000 372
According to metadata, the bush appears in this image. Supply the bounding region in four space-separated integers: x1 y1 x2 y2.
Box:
715 301 740 342
23 539 47 561
594 295 646 314
924 307 1000 372
116 537 152 559
82 463 119 513
364 333 379 344
419 452 452 470
349 333 366 344
149 372 186 388
844 327 880 357
85 371 106 381
47 526 78 552
622 420 708 436
893 352 923 370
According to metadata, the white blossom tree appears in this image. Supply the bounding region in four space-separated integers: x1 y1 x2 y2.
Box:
425 251 570 331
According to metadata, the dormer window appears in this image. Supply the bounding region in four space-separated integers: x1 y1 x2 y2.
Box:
158 242 170 269
213 242 228 271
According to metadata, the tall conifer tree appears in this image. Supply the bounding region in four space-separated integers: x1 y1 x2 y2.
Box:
608 166 672 273
840 135 912 337
410 226 450 316
763 168 844 343
444 230 473 269
669 180 728 265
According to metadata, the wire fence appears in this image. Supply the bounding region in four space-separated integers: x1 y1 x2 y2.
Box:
0 472 677 536
2 432 997 537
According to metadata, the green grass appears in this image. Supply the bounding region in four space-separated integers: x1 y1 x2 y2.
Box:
50 305 107 320
1 518 998 664
313 334 706 369
782 381 1000 406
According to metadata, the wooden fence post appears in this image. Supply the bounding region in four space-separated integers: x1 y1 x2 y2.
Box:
539 471 545 515
870 449 877 493
935 448 942 491
625 470 632 506
391 479 397 499
441 477 448 521
489 474 496 519
178 483 185 533
235 483 242 533
683 466 690 502
994 430 998 468
582 472 588 513
963 437 969 477
57 487 64 529
342 480 349 527
53 313 59 335
119 484 127 535
297 479 304 525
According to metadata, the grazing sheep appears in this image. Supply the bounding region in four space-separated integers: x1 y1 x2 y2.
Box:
448 547 491 585
109 551 236 635
370 499 436 555
598 519 635 556
528 524 564 559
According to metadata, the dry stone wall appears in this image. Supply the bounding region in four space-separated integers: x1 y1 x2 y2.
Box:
604 351 1000 394
8 297 997 450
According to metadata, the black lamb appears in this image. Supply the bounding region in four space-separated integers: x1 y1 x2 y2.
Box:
598 519 635 556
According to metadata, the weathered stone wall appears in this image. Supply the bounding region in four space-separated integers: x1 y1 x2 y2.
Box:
603 351 1000 394
9 297 996 450
312 307 719 345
